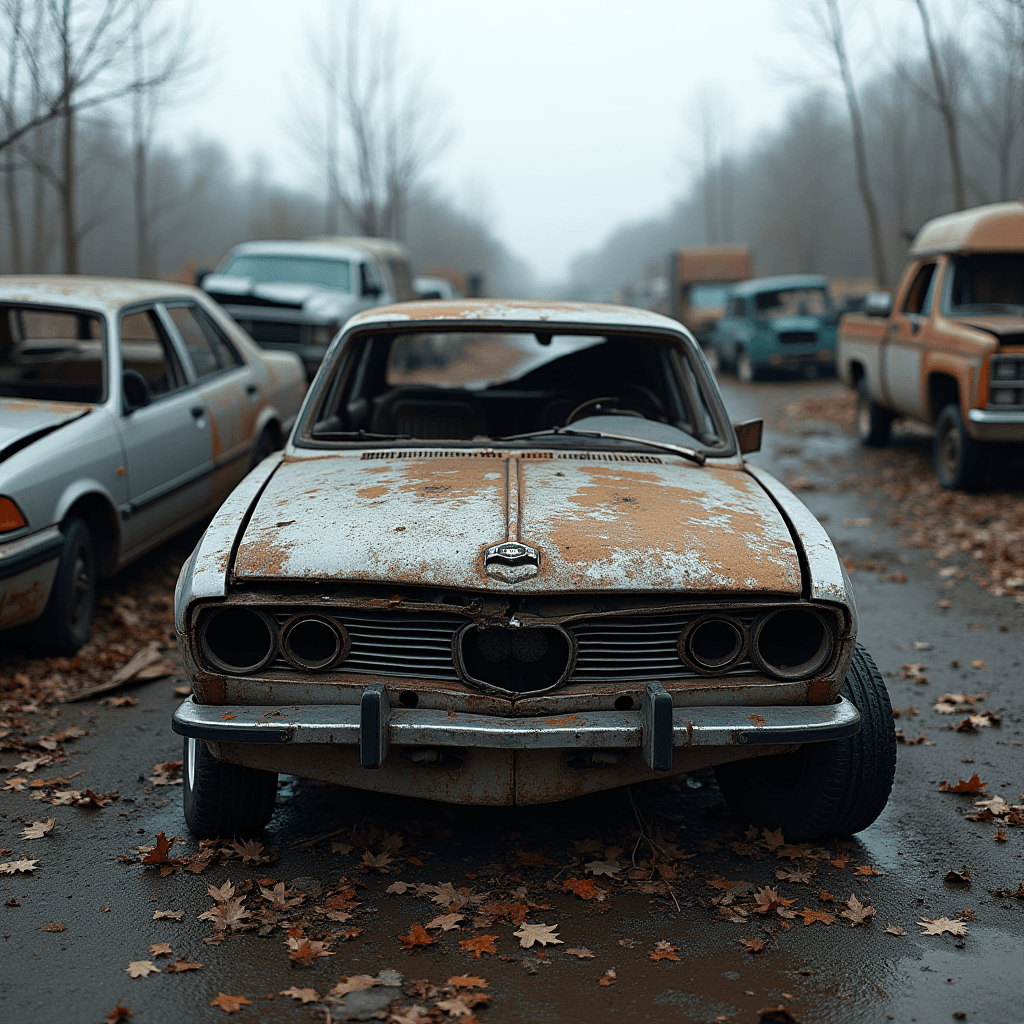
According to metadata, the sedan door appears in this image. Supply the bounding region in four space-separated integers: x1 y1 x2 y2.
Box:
117 306 214 558
160 302 260 508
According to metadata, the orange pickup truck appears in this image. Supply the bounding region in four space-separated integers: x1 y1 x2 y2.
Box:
837 202 1024 489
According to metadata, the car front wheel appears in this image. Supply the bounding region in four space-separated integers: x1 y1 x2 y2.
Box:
31 516 96 655
934 402 987 491
182 736 279 838
713 644 897 843
855 380 892 446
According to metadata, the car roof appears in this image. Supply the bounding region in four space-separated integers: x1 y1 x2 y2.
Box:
0 275 210 315
346 298 690 334
909 201 1024 257
727 274 830 297
307 236 413 261
224 239 369 262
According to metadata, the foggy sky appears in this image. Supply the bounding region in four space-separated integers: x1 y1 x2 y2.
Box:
158 0 961 282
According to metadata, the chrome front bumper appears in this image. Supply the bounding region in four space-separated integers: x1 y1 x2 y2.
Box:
967 408 1024 441
172 683 861 774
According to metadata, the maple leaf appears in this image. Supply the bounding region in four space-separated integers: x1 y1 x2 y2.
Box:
142 833 182 867
199 898 251 930
563 877 600 900
841 894 876 927
447 976 488 989
459 934 498 958
739 937 763 953
819 890 834 902
390 1007 430 1024
362 850 392 871
884 924 906 936
918 916 969 937
148 942 172 958
514 922 562 948
830 855 850 869
707 876 737 890
565 947 595 958
854 866 880 876
20 818 55 840
42 921 66 932
398 923 437 948
210 993 251 1013
650 941 681 962
328 970 401 998
939 774 987 795
163 960 203 973
752 887 794 915
800 907 835 926
596 969 617 986
386 881 413 894
0 857 39 874
149 761 182 786
125 960 160 978
260 882 304 908
3 777 27 792
105 1007 133 1023
776 868 813 884
230 839 265 863
435 995 475 1017
585 859 622 877
287 937 335 966
153 909 184 921
431 882 475 909
944 866 972 885
761 827 785 850
425 913 465 931
280 987 319 1003
15 756 51 773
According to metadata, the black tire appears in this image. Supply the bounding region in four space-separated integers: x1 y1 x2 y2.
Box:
713 644 897 843
250 426 278 471
855 380 892 447
182 735 278 838
736 349 758 383
30 516 96 655
933 402 987 491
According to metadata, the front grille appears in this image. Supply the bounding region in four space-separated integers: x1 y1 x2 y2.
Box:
777 331 818 346
243 320 304 346
569 611 757 681
271 609 465 680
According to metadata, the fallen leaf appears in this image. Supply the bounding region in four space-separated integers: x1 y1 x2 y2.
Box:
386 881 413 894
399 923 436 949
564 947 595 958
776 869 813 884
153 909 185 920
514 922 562 948
286 937 335 965
105 1007 133 1023
0 857 39 874
362 850 393 871
3 777 27 792
14 756 52 773
902 663 929 684
425 913 465 931
446 976 487 989
739 937 763 953
279 987 318 1003
761 827 785 850
459 935 497 958
650 940 681 962
20 818 55 840
563 877 600 900
585 859 622 877
944 867 971 885
971 660 986 669
260 882 304 909
939 774 987 795
854 866 880 876
42 921 65 932
841 894 876 927
210 993 251 1013
800 907 835 926
435 995 476 1016
596 969 617 986
125 960 160 978
229 839 265 864
149 761 182 786
884 925 906 936
163 960 203 973
148 942 172 958
917 916 969 937
142 833 182 867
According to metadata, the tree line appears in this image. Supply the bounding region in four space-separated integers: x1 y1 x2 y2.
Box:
568 0 1024 300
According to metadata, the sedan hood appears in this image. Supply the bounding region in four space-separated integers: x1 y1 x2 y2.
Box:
0 399 91 463
232 451 802 596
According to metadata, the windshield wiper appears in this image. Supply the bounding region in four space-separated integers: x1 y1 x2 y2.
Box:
311 429 411 441
500 427 706 465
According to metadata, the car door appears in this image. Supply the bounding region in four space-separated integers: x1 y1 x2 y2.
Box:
160 302 260 508
883 261 937 418
117 306 214 557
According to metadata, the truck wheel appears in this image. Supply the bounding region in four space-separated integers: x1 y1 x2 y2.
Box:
934 403 987 491
713 644 897 843
30 517 96 655
855 380 892 446
183 736 278 838
736 350 758 383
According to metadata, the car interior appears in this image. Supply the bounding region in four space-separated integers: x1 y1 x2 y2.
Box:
309 330 723 447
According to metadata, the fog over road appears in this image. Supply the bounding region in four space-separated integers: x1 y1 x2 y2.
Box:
1 377 1021 1024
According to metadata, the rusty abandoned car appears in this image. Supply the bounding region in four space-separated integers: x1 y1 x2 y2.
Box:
172 300 897 841
0 277 306 653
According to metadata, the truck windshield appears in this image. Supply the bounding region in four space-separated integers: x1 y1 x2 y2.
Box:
689 284 730 307
754 288 830 319
0 306 106 403
945 254 1024 314
221 255 352 293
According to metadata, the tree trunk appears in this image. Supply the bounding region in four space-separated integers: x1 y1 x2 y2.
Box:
133 136 149 276
4 159 24 272
61 102 77 274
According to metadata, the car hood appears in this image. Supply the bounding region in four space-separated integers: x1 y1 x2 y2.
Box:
0 399 91 463
202 275 353 318
231 451 803 595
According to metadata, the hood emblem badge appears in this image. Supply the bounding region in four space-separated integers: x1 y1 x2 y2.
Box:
484 541 540 582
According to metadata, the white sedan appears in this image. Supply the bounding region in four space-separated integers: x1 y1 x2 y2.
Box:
0 276 307 653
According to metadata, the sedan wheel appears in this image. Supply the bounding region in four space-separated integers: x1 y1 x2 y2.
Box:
934 402 987 491
31 517 96 655
736 350 757 384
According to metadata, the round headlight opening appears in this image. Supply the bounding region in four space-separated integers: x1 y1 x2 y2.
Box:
686 617 745 671
200 607 277 674
282 616 348 670
753 608 832 679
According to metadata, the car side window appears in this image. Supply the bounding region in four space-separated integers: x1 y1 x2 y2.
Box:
902 263 937 316
120 309 187 400
361 260 382 297
165 304 242 380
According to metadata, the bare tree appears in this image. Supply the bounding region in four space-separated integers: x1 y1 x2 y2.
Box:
688 89 731 245
299 0 448 240
1 0 28 271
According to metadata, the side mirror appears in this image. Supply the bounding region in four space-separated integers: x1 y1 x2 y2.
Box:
733 418 763 454
122 369 151 413
864 291 893 317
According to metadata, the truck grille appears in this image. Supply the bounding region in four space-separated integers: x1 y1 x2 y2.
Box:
777 331 818 346
241 320 304 346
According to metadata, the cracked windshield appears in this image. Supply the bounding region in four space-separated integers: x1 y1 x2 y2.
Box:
0 2 1022 1024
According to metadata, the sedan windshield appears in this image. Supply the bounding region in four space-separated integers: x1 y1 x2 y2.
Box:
221 255 352 293
944 254 1024 313
0 305 106 403
754 288 830 319
305 329 728 453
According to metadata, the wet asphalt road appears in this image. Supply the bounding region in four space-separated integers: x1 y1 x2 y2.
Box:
1 377 1022 1024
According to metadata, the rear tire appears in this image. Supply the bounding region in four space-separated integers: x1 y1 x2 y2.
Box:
713 644 897 842
182 736 278 838
250 426 278 471
933 402 986 491
736 350 758 383
31 517 96 655
855 380 892 446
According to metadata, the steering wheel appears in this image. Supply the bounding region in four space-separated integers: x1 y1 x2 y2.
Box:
565 383 666 425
